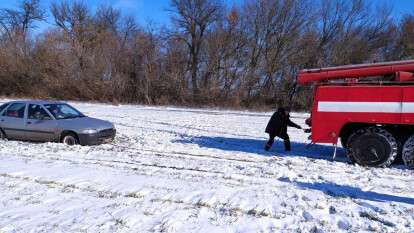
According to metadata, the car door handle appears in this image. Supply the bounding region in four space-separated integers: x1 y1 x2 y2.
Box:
27 121 32 125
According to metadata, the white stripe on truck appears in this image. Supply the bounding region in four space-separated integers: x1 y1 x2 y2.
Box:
317 101 414 113
403 103 414 113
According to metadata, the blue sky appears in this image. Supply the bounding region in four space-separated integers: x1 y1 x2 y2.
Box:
377 0 414 17
1 0 413 33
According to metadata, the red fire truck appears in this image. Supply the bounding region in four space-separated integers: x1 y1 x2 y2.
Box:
298 60 414 168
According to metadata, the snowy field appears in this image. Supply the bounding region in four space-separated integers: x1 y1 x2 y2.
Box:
0 101 413 233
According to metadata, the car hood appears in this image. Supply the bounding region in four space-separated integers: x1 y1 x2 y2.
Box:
57 117 114 132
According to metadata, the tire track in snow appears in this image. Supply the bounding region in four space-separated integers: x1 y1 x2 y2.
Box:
0 152 275 189
0 141 343 188
0 140 293 190
111 141 269 164
0 136 274 169
0 140 367 189
112 119 265 142
0 171 287 221
137 119 264 139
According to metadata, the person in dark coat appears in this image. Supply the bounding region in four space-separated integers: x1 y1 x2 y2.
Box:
265 107 302 151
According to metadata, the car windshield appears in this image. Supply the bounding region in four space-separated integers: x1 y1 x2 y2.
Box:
44 104 85 120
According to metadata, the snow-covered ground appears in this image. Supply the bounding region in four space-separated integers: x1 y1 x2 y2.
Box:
0 101 413 233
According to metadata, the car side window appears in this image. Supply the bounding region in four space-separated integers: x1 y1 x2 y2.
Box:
3 103 26 118
28 104 52 120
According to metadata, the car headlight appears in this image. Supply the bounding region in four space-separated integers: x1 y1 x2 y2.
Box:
82 129 98 134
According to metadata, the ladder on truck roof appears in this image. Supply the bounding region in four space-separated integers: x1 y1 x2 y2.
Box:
298 60 414 85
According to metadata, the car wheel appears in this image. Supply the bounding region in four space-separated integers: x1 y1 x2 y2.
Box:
62 133 79 146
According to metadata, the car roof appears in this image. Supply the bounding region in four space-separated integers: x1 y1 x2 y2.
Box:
4 100 66 105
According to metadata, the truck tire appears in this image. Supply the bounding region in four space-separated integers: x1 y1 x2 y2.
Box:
340 137 348 149
346 127 398 167
402 135 414 169
61 133 79 146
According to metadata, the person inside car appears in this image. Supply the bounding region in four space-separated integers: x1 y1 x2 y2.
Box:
49 106 64 119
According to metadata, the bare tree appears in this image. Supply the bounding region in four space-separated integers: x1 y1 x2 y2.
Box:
95 5 123 38
0 0 45 53
51 1 93 80
316 0 393 65
393 15 414 59
170 0 222 102
0 0 408 110
238 0 311 106
203 7 246 104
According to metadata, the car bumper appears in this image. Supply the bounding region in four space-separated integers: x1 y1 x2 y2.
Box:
78 128 116 145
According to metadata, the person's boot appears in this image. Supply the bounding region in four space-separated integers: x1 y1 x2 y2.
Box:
284 140 291 151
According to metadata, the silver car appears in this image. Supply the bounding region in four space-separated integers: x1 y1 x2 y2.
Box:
0 100 116 145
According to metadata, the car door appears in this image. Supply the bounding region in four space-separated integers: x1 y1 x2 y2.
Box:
0 103 27 140
25 104 57 142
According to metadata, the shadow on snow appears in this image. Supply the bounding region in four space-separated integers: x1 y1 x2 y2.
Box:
174 135 347 162
278 178 414 205
174 135 413 205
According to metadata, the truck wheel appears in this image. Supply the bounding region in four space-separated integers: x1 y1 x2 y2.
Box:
61 133 79 146
346 127 398 167
340 137 348 149
402 135 414 169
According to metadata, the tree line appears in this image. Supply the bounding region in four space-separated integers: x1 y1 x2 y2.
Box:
0 0 413 110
